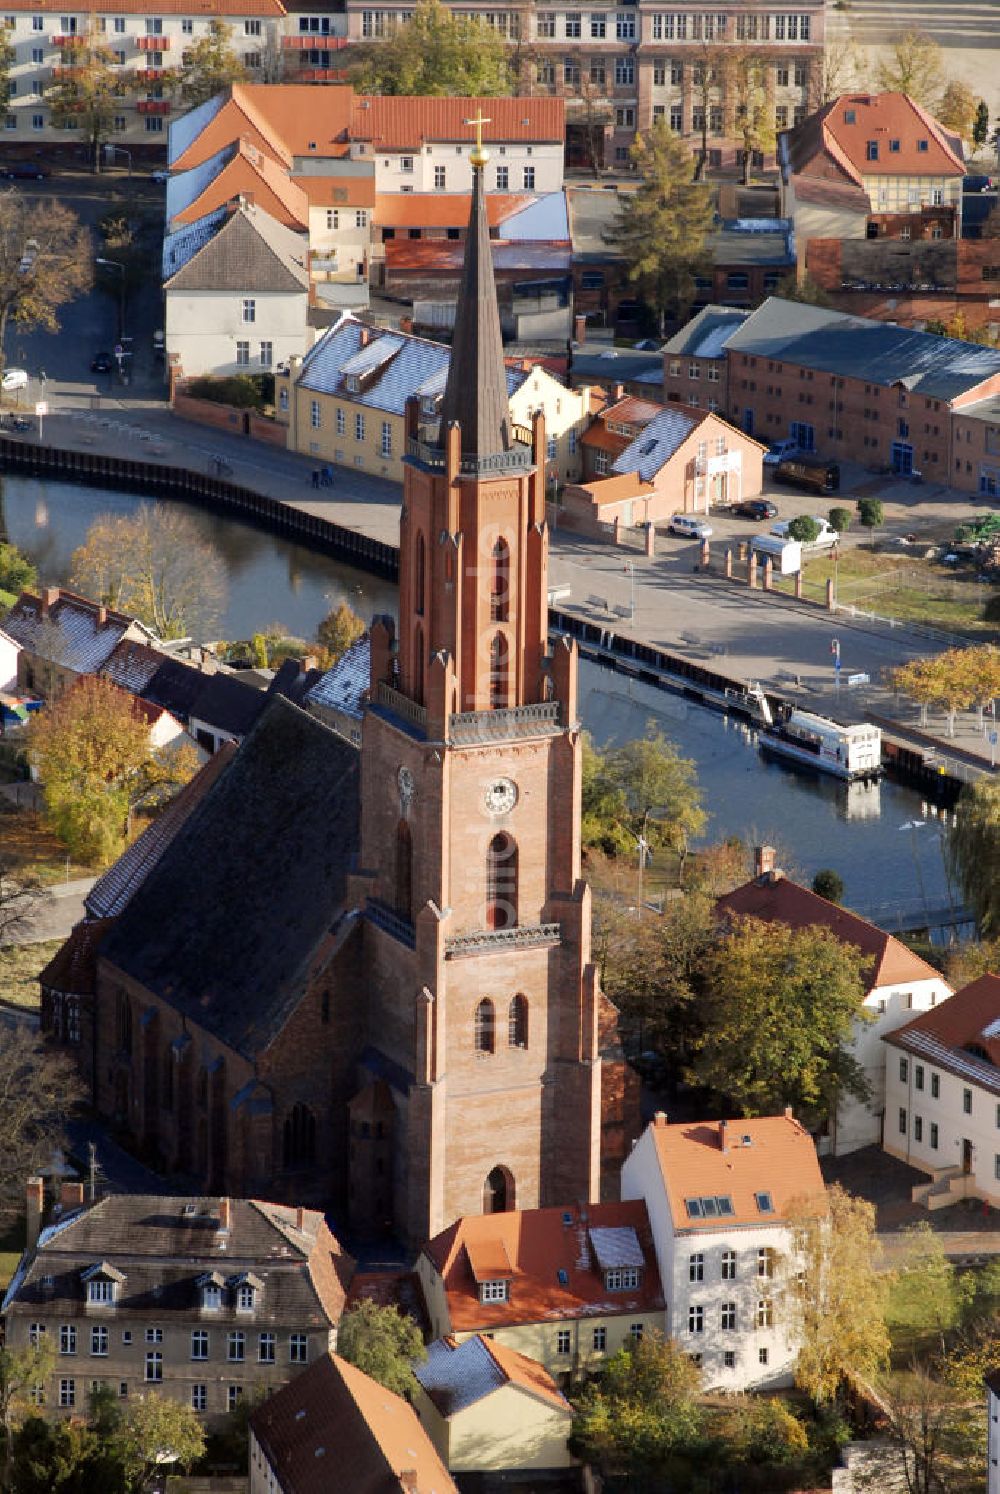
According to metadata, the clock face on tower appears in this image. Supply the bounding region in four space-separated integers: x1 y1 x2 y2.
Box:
484 777 517 816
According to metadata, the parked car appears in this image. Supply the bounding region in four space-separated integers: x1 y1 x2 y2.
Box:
733 499 778 520
668 513 713 539
763 438 800 467
4 162 50 180
771 515 840 547
774 454 841 494
90 352 113 373
1 368 29 391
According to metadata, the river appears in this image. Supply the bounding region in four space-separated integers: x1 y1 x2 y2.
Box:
3 473 954 921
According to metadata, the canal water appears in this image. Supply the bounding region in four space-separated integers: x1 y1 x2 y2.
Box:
3 474 953 919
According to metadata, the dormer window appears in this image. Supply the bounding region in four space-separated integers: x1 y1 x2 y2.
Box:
345 374 360 393
88 1279 115 1305
204 1285 221 1311
230 1272 263 1313
81 1263 124 1307
236 1285 255 1312
605 1266 640 1291
479 1279 509 1303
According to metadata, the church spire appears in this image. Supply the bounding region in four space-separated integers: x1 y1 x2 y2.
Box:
437 112 511 465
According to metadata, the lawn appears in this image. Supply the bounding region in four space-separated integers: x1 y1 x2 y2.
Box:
885 1258 1000 1366
0 938 62 1008
0 1216 25 1293
0 805 97 884
798 548 998 637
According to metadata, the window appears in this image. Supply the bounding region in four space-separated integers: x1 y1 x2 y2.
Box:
60 1326 76 1356
145 1352 162 1383
616 10 634 38
775 106 788 129
759 1347 769 1366
593 1325 606 1352
31 114 43 132
914 1115 923 1142
88 1279 115 1305
191 1383 207 1412
757 1248 775 1280
122 1332 132 1345
486 832 517 927
480 1279 508 1303
356 209 368 228
754 1192 773 1215
565 11 581 35
491 537 510 622
59 1380 75 1408
721 1301 736 1330
290 1334 307 1364
724 1350 736 1368
594 450 608 476
355 413 365 442
590 11 605 37
227 1331 245 1363
239 296 256 326
258 1332 276 1363
899 1058 908 1082
496 165 508 190
918 138 928 152
756 1298 773 1328
605 1265 638 1291
899 1107 907 1134
915 1065 924 1091
244 49 260 66
474 998 495 1055
537 9 555 34
90 1326 108 1356
689 1253 704 1283
776 66 789 86
28 1324 45 1348
557 1329 571 1355
181 16 193 31
434 166 446 190
380 421 392 457
336 408 345 436
235 340 250 367
31 13 42 27
326 209 339 230
669 104 682 132
964 1089 972 1114
615 57 634 86
866 140 879 162
309 400 321 430
244 16 261 33
508 993 528 1048
259 341 272 369
995 1154 1000 1182
931 1073 940 1099
31 46 42 61
721 1249 736 1280
629 1323 644 1341
228 1386 243 1412
523 166 535 190
191 1330 208 1360
688 1305 704 1334
930 1122 939 1150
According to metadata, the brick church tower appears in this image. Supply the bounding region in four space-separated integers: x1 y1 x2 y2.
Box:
349 118 613 1246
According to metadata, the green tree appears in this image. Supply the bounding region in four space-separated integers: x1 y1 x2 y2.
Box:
316 600 365 664
570 1331 704 1479
937 80 978 141
947 777 1000 933
0 1340 55 1469
0 542 37 601
0 28 14 114
829 507 852 535
108 1394 205 1494
692 917 870 1126
812 867 845 903
891 1222 974 1356
788 514 822 543
857 497 883 546
772 270 834 306
8 1416 99 1494
874 30 944 109
582 726 706 879
608 121 714 332
714 1396 810 1468
178 20 247 106
29 675 196 866
973 100 990 150
337 1300 426 1400
730 46 776 184
877 1362 983 1494
46 22 136 172
944 934 1000 989
0 193 93 372
788 1184 889 1403
349 0 513 96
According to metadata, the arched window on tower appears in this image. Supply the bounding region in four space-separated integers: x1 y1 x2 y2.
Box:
116 991 132 1056
474 998 495 1054
489 631 509 710
395 819 413 922
486 833 517 930
283 1103 316 1170
162 1047 174 1112
413 623 425 706
483 1165 515 1214
415 531 426 617
490 537 510 622
508 993 528 1049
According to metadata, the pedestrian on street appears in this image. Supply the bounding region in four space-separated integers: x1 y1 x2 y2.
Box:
38 369 46 387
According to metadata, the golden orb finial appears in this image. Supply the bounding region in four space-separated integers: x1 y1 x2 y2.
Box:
465 111 491 169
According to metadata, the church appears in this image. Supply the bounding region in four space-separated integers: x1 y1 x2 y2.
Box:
48 121 634 1246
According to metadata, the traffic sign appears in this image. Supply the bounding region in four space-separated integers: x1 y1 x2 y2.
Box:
114 343 123 358
989 732 998 746
34 401 47 416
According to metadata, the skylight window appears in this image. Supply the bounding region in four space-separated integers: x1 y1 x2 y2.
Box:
755 1191 774 1214
557 1268 569 1286
889 138 901 152
844 109 855 124
917 138 928 152
684 1194 735 1219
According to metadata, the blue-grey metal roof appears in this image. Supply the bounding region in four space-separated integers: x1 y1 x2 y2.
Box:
415 1337 505 1414
614 407 697 480
497 191 570 242
305 635 370 720
571 343 664 387
664 305 751 359
727 296 1000 400
297 316 450 414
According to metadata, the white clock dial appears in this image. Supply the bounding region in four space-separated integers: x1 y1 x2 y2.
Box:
484 778 517 815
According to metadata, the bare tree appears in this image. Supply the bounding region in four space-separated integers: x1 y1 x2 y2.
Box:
0 192 93 372
0 1025 83 1214
816 36 860 105
873 1363 983 1494
0 854 41 946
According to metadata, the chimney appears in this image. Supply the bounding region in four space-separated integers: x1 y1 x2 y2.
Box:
784 1105 794 1120
218 1197 231 1233
296 1206 305 1230
719 1119 728 1153
652 1111 668 1128
613 382 625 402
60 1181 85 1209
96 605 107 626
358 325 371 348
26 1176 44 1251
39 586 60 617
754 845 777 879
573 313 587 344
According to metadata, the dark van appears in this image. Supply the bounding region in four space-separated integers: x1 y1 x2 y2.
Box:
773 454 840 494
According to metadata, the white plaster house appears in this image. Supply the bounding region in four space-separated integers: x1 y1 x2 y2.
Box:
883 973 1000 1210
718 848 954 1155
621 1111 827 1392
164 202 311 379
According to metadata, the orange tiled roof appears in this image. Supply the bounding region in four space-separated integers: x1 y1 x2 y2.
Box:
171 85 353 174
572 472 658 505
600 395 669 428
885 972 1000 1067
482 1336 570 1412
791 92 964 186
293 171 377 209
173 141 309 230
351 95 564 150
645 1112 827 1234
4 0 283 10
376 192 533 230
717 872 943 991
422 1200 665 1332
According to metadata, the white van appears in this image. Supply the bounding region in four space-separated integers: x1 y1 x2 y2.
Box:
667 513 713 539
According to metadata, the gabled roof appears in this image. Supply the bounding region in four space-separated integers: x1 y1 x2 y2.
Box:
375 192 533 231
100 698 359 1060
99 639 168 695
421 1200 664 1332
613 406 703 481
250 1352 457 1494
161 206 230 281
3 589 151 675
165 204 308 293
305 634 370 722
884 973 1000 1090
170 140 310 230
171 84 354 173
350 95 563 149
297 315 450 414
640 1112 827 1234
38 918 116 997
664 305 750 359
416 1335 570 1417
717 870 943 990
788 92 965 186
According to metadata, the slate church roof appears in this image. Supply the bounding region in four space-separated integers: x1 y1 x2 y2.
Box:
101 697 360 1059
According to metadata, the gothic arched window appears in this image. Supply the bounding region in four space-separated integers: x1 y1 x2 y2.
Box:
116 992 132 1056
508 993 528 1049
415 531 426 617
474 998 495 1054
413 622 425 706
483 1165 514 1214
489 631 509 710
486 833 518 930
395 819 413 922
490 537 510 622
283 1103 317 1170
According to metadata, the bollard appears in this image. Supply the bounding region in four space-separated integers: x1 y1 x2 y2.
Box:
645 521 655 558
738 541 748 563
762 556 773 592
748 553 758 589
826 577 835 611
700 537 710 569
613 516 621 546
794 571 803 599
725 547 733 579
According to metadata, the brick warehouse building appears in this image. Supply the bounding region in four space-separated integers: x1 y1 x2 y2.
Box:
53 122 635 1248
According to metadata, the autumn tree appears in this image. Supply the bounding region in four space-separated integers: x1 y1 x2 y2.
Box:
692 916 870 1126
0 1027 83 1213
0 193 93 373
349 0 513 96
874 31 944 110
0 856 41 945
29 676 196 866
337 1300 426 1400
691 43 727 180
108 1394 205 1494
0 541 36 602
46 22 135 171
0 29 14 114
893 645 1000 740
608 120 714 332
178 20 247 106
8 1414 100 1494
570 1331 703 1480
316 600 365 664
947 776 1000 933
0 1339 55 1466
788 1184 889 1403
582 726 706 878
730 47 776 184
69 506 226 641
937 80 978 141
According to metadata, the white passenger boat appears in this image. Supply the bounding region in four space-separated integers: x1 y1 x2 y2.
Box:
758 709 882 782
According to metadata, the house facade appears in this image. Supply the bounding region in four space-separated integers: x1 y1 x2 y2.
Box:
883 974 1000 1211
662 304 749 407
2 1182 353 1427
621 1110 826 1391
3 588 156 700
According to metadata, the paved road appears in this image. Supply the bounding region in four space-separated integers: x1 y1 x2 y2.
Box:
14 877 97 944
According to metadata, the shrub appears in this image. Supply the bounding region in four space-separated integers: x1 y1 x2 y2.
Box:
812 868 845 903
185 374 272 410
788 514 822 543
829 507 852 534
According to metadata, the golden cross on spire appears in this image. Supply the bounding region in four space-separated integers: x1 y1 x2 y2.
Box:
465 111 491 168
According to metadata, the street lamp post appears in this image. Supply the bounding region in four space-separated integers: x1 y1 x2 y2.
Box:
103 144 132 176
95 257 126 342
623 559 636 621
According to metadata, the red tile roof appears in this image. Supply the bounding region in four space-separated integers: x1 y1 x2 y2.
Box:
885 972 1000 1068
570 472 657 506
250 1352 456 1494
717 872 942 990
384 240 570 274
643 1112 827 1234
351 96 564 150
789 92 964 188
173 140 309 229
422 1200 665 1332
376 192 533 231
